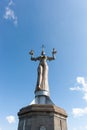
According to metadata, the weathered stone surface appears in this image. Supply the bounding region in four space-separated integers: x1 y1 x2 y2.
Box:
18 104 67 130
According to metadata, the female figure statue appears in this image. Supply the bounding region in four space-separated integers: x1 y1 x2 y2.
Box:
29 47 57 92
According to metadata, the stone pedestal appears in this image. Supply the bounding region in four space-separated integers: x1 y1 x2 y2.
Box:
18 104 67 130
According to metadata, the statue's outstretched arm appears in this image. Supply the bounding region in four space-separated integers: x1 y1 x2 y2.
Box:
29 50 40 61
31 57 40 61
47 48 57 61
47 56 55 61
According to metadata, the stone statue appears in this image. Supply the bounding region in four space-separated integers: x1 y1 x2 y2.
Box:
29 46 57 93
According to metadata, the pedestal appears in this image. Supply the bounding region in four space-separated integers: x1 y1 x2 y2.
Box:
18 104 67 130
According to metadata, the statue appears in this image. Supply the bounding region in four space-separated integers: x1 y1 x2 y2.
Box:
29 46 57 93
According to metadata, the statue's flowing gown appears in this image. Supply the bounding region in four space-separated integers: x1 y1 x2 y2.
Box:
35 57 49 92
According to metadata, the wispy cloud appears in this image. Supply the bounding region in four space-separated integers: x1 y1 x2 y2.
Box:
70 86 81 91
8 0 14 6
72 128 77 130
72 107 87 117
3 0 18 25
6 115 16 124
72 126 87 130
70 77 87 101
4 7 17 25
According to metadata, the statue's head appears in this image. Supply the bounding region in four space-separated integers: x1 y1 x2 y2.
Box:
41 50 45 56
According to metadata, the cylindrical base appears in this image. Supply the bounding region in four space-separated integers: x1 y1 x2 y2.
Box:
30 90 53 105
35 90 50 97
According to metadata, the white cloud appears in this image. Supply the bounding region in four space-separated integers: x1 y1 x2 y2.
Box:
3 0 18 25
6 115 16 124
8 0 14 6
72 128 77 130
72 126 87 130
70 77 87 101
72 107 87 117
83 93 87 101
70 86 81 91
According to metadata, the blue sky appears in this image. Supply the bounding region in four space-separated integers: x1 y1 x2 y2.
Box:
0 0 87 130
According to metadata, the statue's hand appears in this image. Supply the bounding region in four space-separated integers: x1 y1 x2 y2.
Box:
29 50 34 56
52 48 57 55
